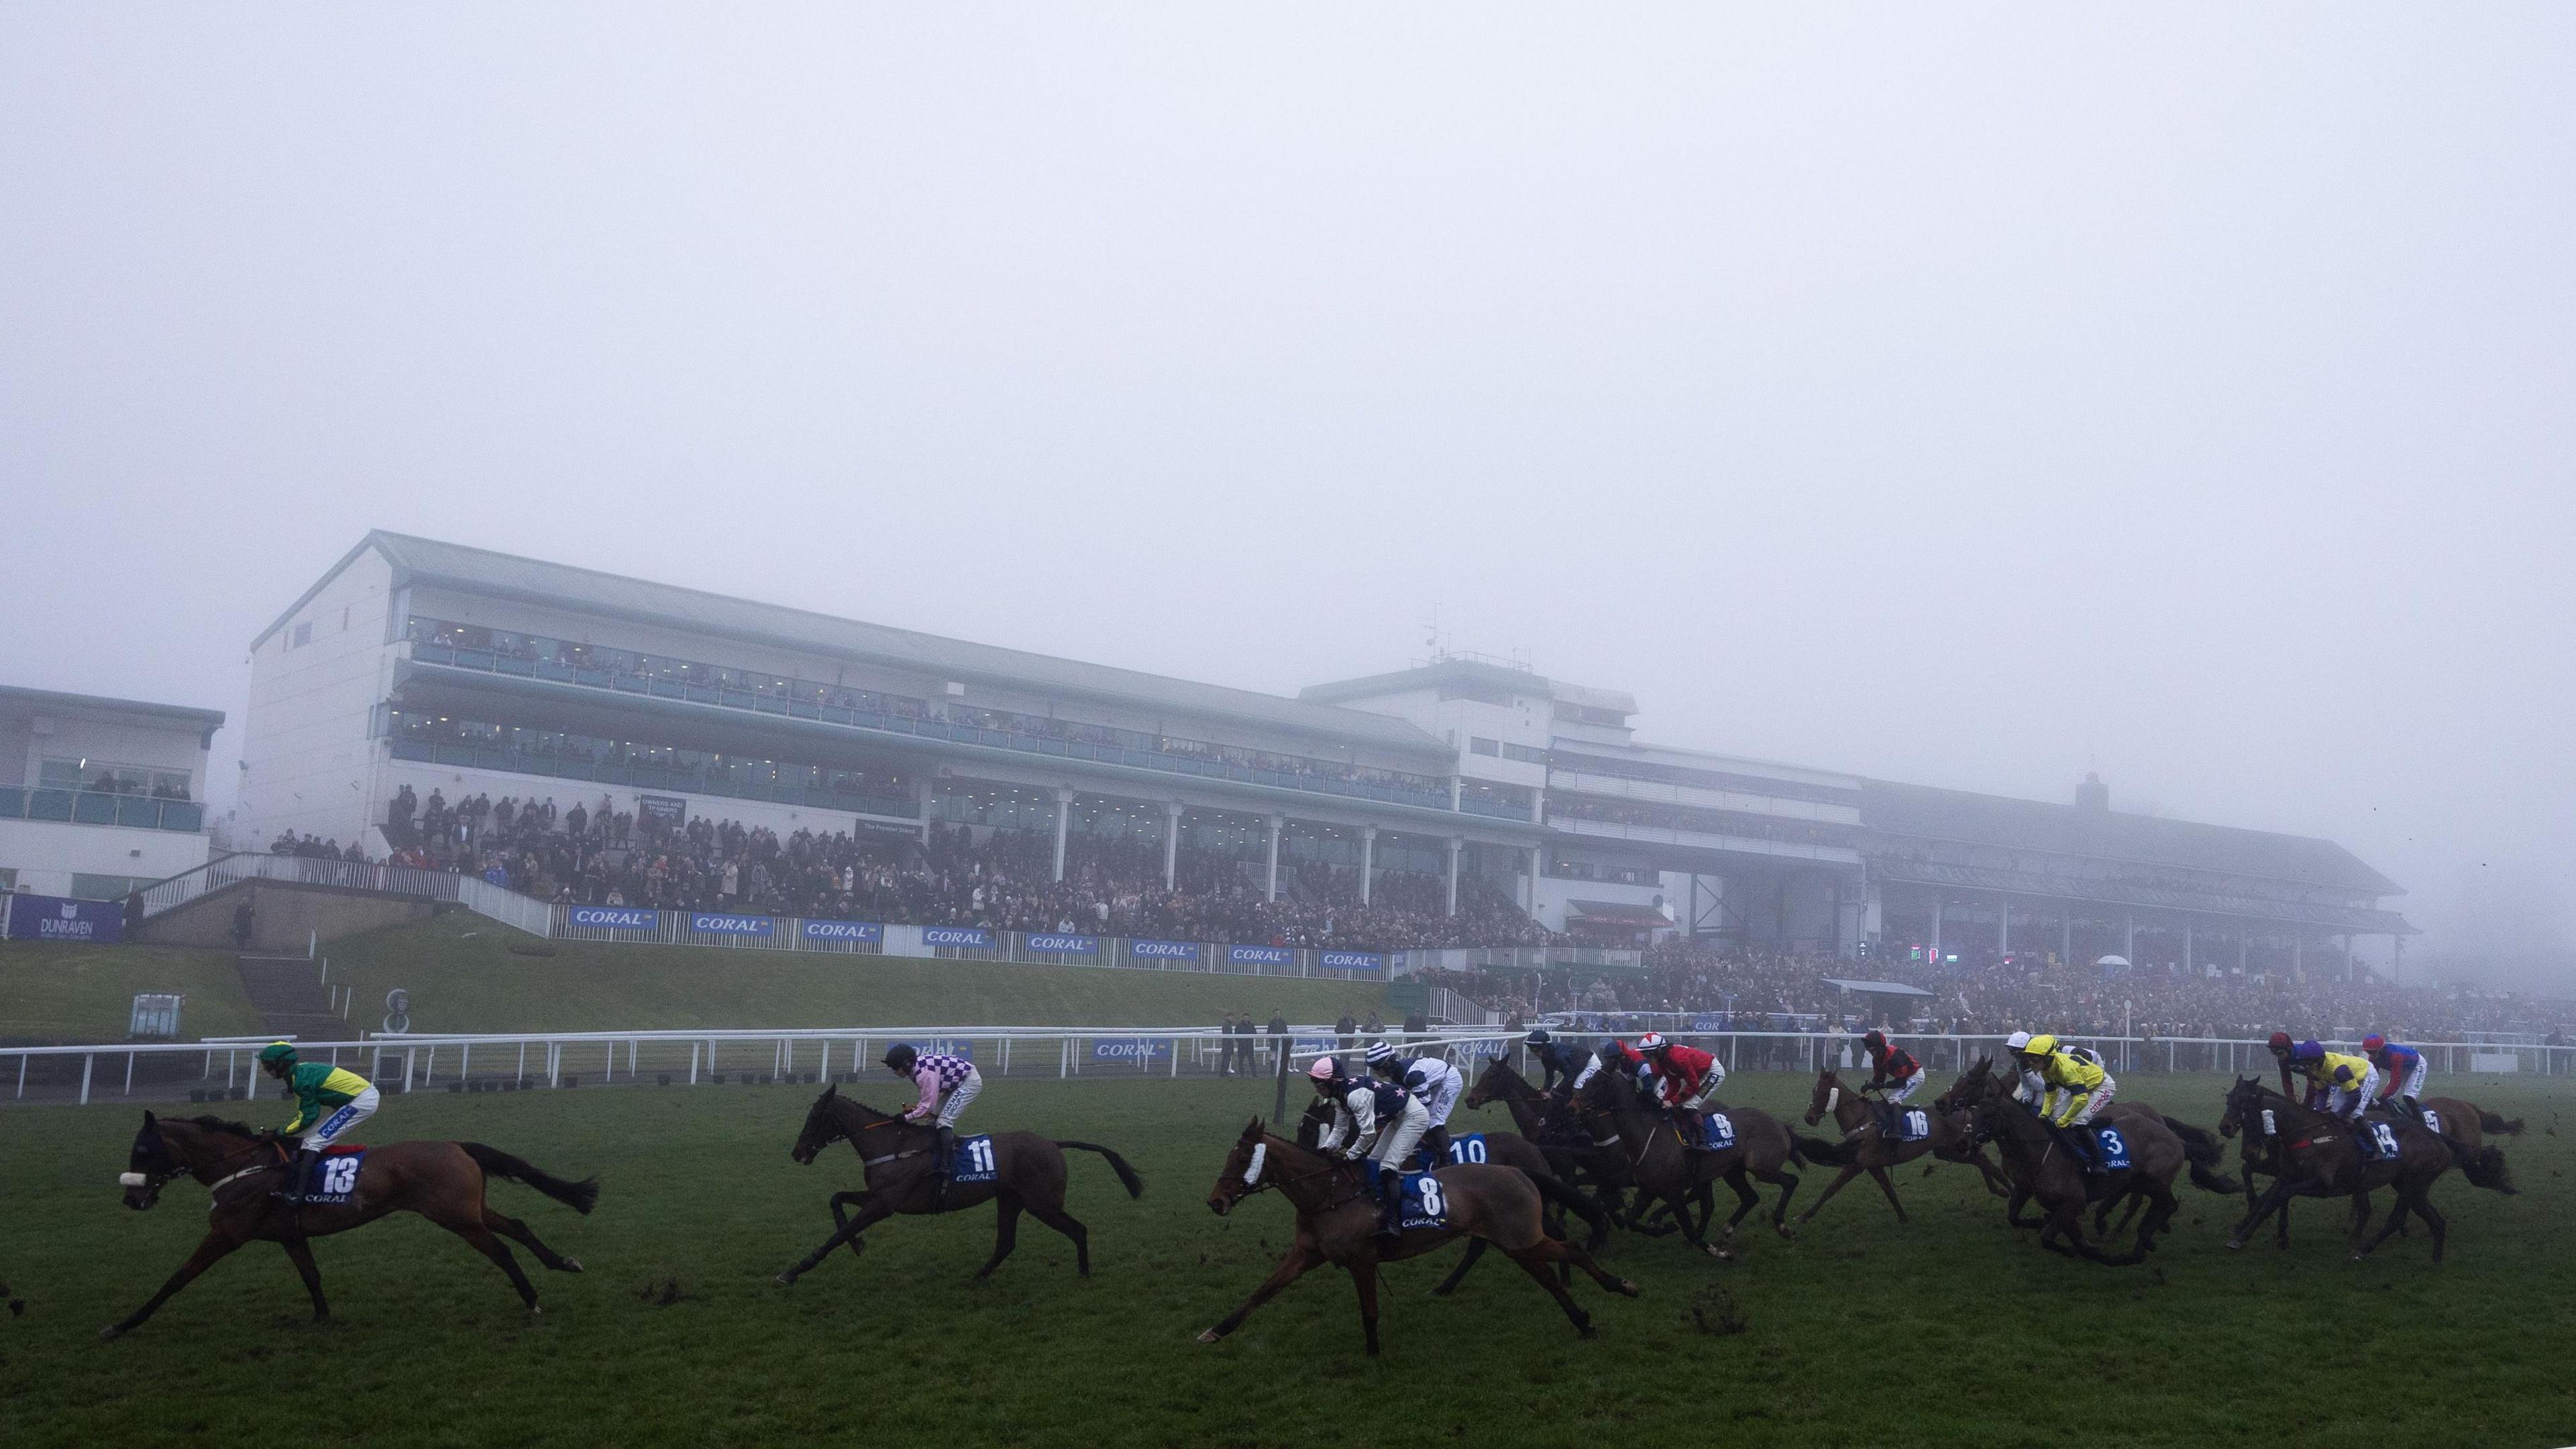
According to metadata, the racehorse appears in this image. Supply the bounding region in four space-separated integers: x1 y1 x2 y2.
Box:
1198 1116 1638 1355
1572 1067 1822 1256
1935 1057 2239 1233
1462 1057 1638 1222
2216 1078 2455 1261
105 1112 596 1339
775 1085 1142 1285
2220 1085 2516 1249
1959 1091 2185 1265
1794 1068 2012 1224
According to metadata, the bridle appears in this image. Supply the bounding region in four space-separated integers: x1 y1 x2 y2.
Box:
1226 1134 1364 1212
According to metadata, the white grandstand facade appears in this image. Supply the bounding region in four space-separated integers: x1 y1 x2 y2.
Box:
235 532 2413 971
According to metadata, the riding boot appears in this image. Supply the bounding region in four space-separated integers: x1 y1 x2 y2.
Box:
1875 1100 1898 1139
930 1126 957 1208
1375 1169 1403 1240
272 1146 317 1204
1677 1108 1704 1148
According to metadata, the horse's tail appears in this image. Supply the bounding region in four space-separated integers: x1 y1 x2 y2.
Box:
2165 1118 2243 1195
1529 1168 1613 1252
2479 1111 2524 1136
1055 1141 1144 1198
2461 1145 2518 1194
462 1142 599 1215
1792 1133 1849 1167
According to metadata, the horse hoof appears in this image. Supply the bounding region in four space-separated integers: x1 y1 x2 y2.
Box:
1704 1245 1732 1261
775 1273 798 1287
528 1306 543 1318
99 1326 122 1342
1617 1280 1641 1298
560 1259 583 1275
1576 1323 1598 1340
2224 1239 2244 1251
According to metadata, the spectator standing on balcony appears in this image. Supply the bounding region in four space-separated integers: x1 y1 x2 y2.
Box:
566 800 588 839
1336 1012 1357 1051
123 888 146 933
1268 1010 1289 1067
1403 1008 1429 1038
231 898 255 951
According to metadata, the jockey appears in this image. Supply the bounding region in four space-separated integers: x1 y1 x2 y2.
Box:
1857 1030 1923 1139
1524 1029 1586 1103
2015 1033 2116 1144
2002 1031 2044 1108
2290 1042 2377 1126
1636 1032 1724 1143
2265 1030 2302 1101
1310 1056 1427 1238
2363 1034 2428 1117
884 1043 982 1205
1369 1042 1463 1166
1571 1036 1655 1102
257 1042 376 1208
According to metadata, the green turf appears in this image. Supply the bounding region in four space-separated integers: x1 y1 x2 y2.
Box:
3 1071 2571 1448
0 941 266 1042
311 913 1392 1033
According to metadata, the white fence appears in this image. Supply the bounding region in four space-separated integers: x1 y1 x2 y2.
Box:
137 852 551 937
8 1027 2569 1108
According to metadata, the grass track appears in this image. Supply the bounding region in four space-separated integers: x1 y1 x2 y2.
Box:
3 1071 2572 1448
0 941 264 1041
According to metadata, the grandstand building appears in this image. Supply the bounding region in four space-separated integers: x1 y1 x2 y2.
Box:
236 533 2413 974
0 684 223 900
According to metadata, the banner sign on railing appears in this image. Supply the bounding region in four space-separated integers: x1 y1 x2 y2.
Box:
895 1038 973 1061
568 906 660 931
1091 1036 1175 1063
1320 950 1384 974
1130 938 1199 963
1024 933 1099 955
689 912 773 936
1228 945 1293 967
922 926 991 949
800 919 883 944
1291 1036 1344 1059
5 893 122 945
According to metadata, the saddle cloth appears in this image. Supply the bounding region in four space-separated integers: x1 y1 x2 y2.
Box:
1701 1112 1738 1150
1442 1132 1492 1166
305 1145 366 1204
1397 1171 1449 1232
951 1134 1000 1185
1892 1109 1931 1143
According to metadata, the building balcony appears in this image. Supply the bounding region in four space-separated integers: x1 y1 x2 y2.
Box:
1546 812 1862 867
0 786 205 833
387 738 919 818
1546 769 1862 824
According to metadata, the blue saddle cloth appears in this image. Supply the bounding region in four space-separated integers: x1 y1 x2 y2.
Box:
951 1134 999 1185
305 1147 365 1204
2357 1120 2403 1161
1892 1109 1931 1143
1397 1171 1449 1231
1442 1132 1491 1166
2084 1124 2131 1172
1701 1112 1738 1150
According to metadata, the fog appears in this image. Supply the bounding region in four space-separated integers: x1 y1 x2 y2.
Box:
3 7 2569 988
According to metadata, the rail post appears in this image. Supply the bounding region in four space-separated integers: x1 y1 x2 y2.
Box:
80 1053 93 1106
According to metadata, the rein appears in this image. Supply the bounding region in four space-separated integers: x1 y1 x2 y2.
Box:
1236 1136 1364 1212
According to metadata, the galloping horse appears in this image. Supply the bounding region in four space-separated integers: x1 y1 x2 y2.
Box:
1960 1092 2185 1265
1573 1067 1821 1256
105 1112 596 1339
1794 1068 2011 1224
2216 1078 2456 1261
1199 1117 1638 1355
776 1085 1142 1285
1462 1057 1635 1220
1937 1057 2239 1233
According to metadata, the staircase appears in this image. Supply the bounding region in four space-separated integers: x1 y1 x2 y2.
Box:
235 955 345 1040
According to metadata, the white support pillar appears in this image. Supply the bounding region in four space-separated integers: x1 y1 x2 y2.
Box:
2292 936 2303 979
1265 815 1284 902
2060 909 2072 966
2184 922 2195 973
1930 896 1943 958
1360 826 1378 906
2123 912 2135 963
1051 787 1074 883
2390 933 2402 987
2237 934 2248 975
1162 802 1184 892
1524 845 1540 912
1996 896 2010 956
1444 838 1462 916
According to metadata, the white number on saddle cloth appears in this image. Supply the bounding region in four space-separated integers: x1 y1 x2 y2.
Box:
1901 1110 1929 1142
1415 1176 1444 1219
969 1139 996 1174
2420 1109 2443 1135
2260 1109 2276 1138
323 1157 360 1195
1446 1134 1487 1165
2094 1128 2131 1169
2371 1122 2400 1159
1703 1113 1737 1150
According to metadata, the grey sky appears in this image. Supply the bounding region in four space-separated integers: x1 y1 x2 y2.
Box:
4 7 2570 985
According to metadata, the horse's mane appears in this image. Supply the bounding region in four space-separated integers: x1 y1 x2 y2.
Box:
178 1114 260 1138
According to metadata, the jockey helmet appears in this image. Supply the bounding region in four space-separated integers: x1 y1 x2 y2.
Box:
1307 1057 1341 1083
1364 1042 1397 1064
2292 1039 2324 1061
1524 1029 1552 1046
257 1041 298 1069
1638 1032 1668 1053
2267 1031 2293 1053
1861 1030 1887 1051
1597 1038 1623 1059
2022 1034 2058 1057
2003 1030 2031 1052
881 1043 918 1074
2363 1034 2388 1053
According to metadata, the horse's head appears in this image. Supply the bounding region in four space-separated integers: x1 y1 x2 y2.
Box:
1933 1056 1994 1114
1206 1116 1270 1218
119 1112 179 1211
2217 1076 2263 1139
1293 1097 1334 1149
791 1083 861 1165
1463 1055 1518 1109
1803 1068 1841 1127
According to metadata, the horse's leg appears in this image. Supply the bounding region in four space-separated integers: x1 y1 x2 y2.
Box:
2226 1177 2302 1249
278 1238 330 1322
440 1217 540 1310
1197 1242 1324 1343
1348 1252 1383 1357
2354 1191 2408 1260
2003 1182 2041 1229
1430 1238 1487 1297
1796 1163 1865 1224
1721 1166 1760 1240
1501 1244 1595 1339
1864 1163 1908 1224
2345 1190 2377 1257
828 1189 871 1263
1758 1167 1801 1238
484 1208 583 1273
1022 1201 1091 1278
973 1191 1024 1281
102 1229 246 1339
2409 1181 2447 1263
780 1197 892 1285
1529 1234 1640 1298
